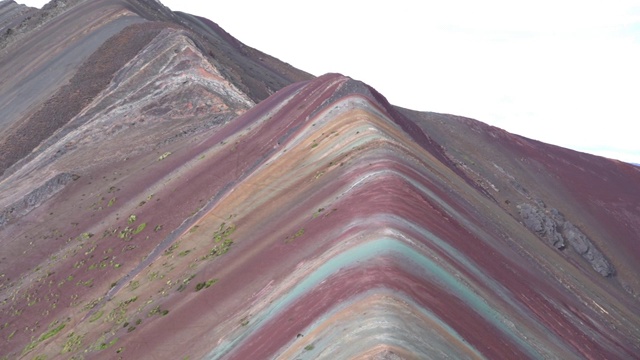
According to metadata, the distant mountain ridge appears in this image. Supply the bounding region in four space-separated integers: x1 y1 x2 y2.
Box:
0 1 639 359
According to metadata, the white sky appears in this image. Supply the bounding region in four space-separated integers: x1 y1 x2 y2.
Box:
19 1 640 163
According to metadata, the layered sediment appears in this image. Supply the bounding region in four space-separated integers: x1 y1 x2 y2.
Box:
0 1 639 359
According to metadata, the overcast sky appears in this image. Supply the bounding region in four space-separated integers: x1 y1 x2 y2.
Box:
20 1 640 163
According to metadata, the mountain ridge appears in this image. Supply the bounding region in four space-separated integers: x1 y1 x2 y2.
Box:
0 1 639 359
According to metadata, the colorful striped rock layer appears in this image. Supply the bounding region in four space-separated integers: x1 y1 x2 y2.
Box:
1 1 639 359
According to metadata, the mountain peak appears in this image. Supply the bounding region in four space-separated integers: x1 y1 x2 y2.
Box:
0 2 639 359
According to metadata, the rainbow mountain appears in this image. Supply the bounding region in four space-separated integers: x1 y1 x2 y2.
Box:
1 1 639 359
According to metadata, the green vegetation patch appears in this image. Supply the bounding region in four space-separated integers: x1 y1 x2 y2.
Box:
164 242 180 256
77 278 93 287
61 332 84 354
212 222 236 243
177 274 196 292
158 152 172 161
195 278 218 292
312 208 325 218
208 240 233 257
88 310 104 323
83 297 103 311
97 338 118 351
23 321 67 354
147 306 170 317
202 222 236 259
285 228 305 243
40 323 66 341
107 297 137 325
128 280 140 291
133 223 147 235
118 227 133 240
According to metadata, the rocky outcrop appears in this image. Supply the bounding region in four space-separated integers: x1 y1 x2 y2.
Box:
0 172 77 227
0 1 36 43
518 202 565 249
0 0 82 51
0 22 165 176
518 201 615 277
561 222 615 277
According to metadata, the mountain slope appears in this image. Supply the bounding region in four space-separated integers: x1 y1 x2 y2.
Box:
0 1 639 359
0 0 311 175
